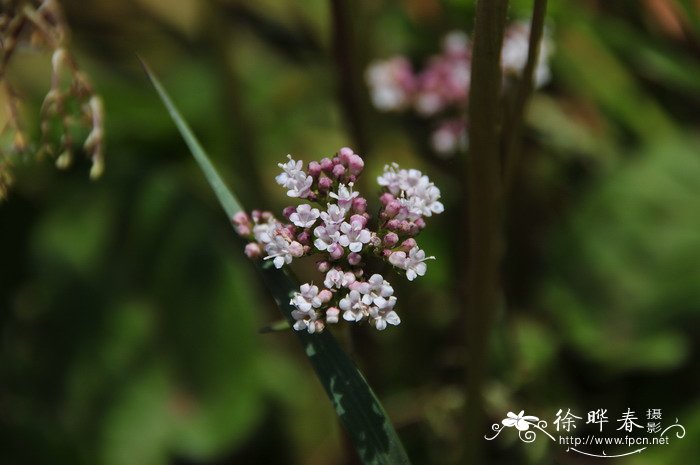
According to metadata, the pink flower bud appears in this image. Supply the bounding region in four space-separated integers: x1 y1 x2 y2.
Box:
244 242 262 259
348 280 362 291
406 222 420 236
338 147 354 165
233 211 249 225
261 211 273 221
282 206 296 218
332 156 340 165
236 224 251 236
370 233 381 247
308 161 322 177
289 241 304 257
251 210 262 222
380 193 395 206
320 157 334 173
399 221 412 234
385 200 402 217
332 164 346 179
317 260 331 273
318 176 333 193
401 238 417 251
415 217 426 229
344 271 357 285
383 232 399 247
350 214 367 227
329 243 344 260
382 249 393 258
318 289 333 303
347 154 364 175
352 197 367 214
386 219 400 230
297 231 311 244
353 268 364 278
347 252 362 265
326 307 340 324
347 174 357 183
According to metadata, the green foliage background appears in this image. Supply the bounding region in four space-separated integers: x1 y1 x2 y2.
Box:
1 0 699 464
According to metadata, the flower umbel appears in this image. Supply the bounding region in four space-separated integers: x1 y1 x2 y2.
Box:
237 147 443 333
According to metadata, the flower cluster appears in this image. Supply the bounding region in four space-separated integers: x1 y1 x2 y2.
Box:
234 147 443 333
365 22 553 157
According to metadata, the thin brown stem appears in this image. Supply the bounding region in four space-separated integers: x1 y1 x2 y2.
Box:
329 0 369 154
502 0 548 194
460 0 509 463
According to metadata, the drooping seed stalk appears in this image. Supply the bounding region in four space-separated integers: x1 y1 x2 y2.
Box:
461 0 509 463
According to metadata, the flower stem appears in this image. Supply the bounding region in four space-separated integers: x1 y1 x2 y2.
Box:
329 0 370 155
502 0 549 194
461 0 509 463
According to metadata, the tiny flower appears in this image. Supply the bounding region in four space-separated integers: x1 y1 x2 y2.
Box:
347 252 362 265
351 197 367 214
233 212 251 236
317 260 331 273
401 246 435 281
383 232 399 247
313 225 342 252
339 220 371 253
252 216 279 244
290 283 323 312
264 235 297 268
276 155 313 198
320 204 347 227
290 204 321 228
329 182 359 211
369 299 401 331
292 309 324 333
288 241 304 258
365 57 416 111
326 307 340 324
339 290 370 322
325 268 356 289
318 176 333 193
308 161 322 177
318 289 333 303
244 242 262 259
332 164 346 179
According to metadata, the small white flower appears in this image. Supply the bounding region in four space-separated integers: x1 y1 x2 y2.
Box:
338 220 371 253
389 246 435 281
313 224 342 252
324 268 356 289
290 204 320 228
252 218 279 244
326 307 340 324
275 155 303 187
275 155 313 198
412 183 444 216
363 274 394 302
292 309 324 333
320 204 347 227
264 235 300 268
339 290 370 322
290 283 323 312
369 298 400 330
329 183 359 211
